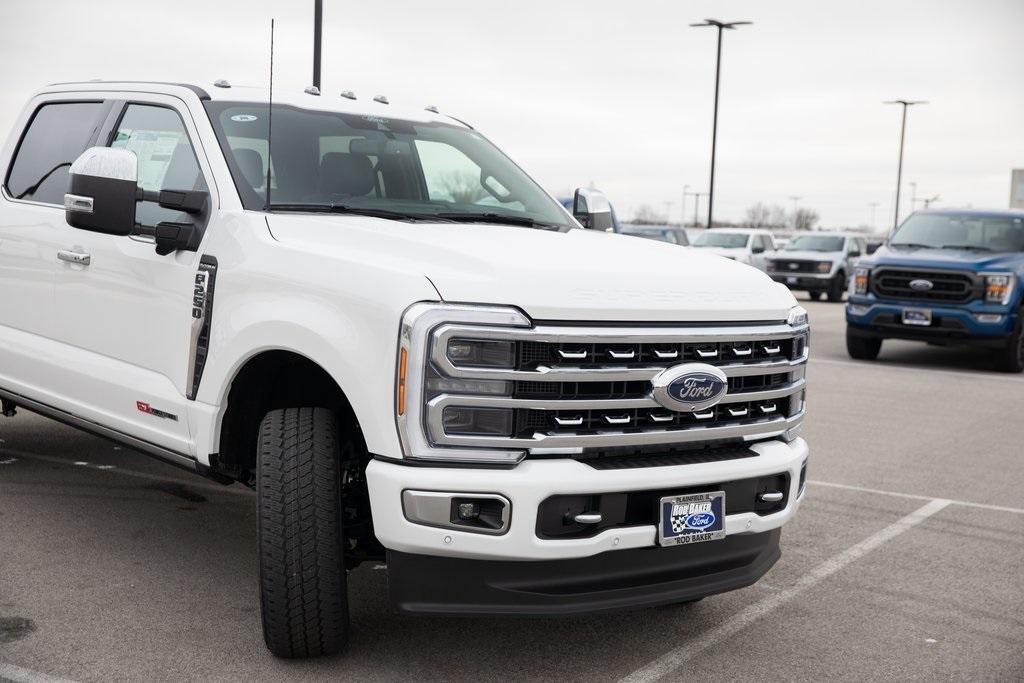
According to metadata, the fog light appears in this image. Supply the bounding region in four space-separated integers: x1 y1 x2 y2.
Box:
442 406 513 436
816 261 831 273
457 502 480 520
848 304 871 316
974 313 1004 324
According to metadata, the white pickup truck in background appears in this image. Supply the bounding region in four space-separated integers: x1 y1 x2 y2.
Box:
0 81 809 658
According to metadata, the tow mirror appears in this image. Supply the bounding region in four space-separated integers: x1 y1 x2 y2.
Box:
64 147 138 236
65 146 208 253
572 187 613 231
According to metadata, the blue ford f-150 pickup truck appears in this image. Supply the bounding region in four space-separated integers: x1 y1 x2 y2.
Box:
846 209 1024 373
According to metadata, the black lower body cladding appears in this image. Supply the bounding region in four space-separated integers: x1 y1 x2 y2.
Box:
387 528 781 616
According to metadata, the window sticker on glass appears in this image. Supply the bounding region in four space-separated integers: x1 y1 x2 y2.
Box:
231 114 258 122
112 128 187 191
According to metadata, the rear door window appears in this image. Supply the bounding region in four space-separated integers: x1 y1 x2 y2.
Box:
5 101 106 205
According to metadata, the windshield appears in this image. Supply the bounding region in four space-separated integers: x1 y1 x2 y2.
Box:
204 101 572 228
621 227 687 245
785 235 845 252
693 232 749 248
890 212 1024 252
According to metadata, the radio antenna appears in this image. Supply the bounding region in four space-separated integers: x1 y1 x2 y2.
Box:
265 18 275 211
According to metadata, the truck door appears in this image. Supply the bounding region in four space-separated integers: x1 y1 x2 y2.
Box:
52 97 217 455
0 99 110 399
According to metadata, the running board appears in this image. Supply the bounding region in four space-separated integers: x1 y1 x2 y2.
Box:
0 386 198 474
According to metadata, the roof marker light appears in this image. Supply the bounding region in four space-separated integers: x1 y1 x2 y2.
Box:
213 79 231 88
425 105 439 113
340 90 357 100
304 86 321 96
373 95 390 104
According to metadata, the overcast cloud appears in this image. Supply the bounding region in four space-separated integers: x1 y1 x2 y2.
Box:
1 0 1021 230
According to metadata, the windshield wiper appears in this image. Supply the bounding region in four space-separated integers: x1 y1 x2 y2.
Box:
889 242 933 249
939 244 993 252
433 212 562 230
269 203 437 222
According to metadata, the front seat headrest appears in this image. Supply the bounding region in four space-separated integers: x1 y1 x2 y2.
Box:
319 152 375 196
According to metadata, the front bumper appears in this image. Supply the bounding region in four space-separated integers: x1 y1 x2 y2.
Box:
366 437 808 562
845 295 1017 344
387 527 781 615
769 272 835 289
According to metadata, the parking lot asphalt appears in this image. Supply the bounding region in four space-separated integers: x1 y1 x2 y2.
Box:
1 296 1022 682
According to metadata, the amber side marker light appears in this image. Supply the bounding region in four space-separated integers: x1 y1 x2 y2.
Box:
397 348 408 416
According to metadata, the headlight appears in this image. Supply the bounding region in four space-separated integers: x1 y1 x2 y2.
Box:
787 305 809 328
853 267 870 295
396 303 530 464
982 272 1015 305
815 261 832 273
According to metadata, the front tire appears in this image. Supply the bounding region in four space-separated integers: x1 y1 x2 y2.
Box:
846 329 882 360
994 313 1024 373
258 407 349 658
827 271 846 302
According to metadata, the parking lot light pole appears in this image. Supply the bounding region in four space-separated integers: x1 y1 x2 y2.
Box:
691 19 751 230
682 184 689 226
884 99 927 232
789 195 801 230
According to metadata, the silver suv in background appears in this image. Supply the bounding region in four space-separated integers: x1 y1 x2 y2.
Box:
691 228 777 271
767 233 867 302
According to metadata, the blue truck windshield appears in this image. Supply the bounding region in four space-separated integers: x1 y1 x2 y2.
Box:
891 212 1024 252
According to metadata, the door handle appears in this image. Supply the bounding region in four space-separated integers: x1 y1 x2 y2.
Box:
57 250 91 266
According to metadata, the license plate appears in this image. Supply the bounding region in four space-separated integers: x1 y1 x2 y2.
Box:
658 491 726 546
786 276 798 285
902 308 932 326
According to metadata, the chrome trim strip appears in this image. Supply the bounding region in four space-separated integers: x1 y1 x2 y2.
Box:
431 350 809 383
428 410 805 449
426 378 806 416
401 490 511 535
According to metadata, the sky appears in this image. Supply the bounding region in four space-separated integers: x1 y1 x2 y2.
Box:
1 0 1022 232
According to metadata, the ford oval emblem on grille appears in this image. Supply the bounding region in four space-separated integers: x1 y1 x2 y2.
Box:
909 279 934 291
652 363 729 413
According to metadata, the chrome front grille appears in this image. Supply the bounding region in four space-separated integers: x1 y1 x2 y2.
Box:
413 317 808 460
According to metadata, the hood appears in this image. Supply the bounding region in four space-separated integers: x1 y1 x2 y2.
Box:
771 250 838 262
267 215 797 322
869 245 1024 271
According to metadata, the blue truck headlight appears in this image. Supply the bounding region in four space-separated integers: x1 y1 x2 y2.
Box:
982 272 1014 305
853 267 870 295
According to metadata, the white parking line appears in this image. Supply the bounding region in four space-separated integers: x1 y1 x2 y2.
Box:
809 479 1024 515
809 356 1024 383
0 661 77 683
619 499 951 683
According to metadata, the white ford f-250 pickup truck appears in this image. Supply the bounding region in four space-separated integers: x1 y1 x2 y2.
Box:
0 81 809 658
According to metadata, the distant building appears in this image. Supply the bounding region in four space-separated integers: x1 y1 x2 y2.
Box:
1012 169 1024 209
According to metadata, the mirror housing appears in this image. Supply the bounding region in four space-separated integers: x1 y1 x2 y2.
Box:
154 222 200 256
572 187 614 231
751 245 766 254
64 147 138 235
